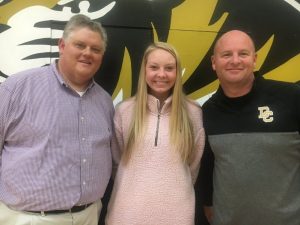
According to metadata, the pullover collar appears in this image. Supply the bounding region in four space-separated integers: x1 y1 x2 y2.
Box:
147 94 172 115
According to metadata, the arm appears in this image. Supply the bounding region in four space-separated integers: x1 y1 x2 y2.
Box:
189 127 205 184
204 206 213 224
110 121 121 179
197 136 215 223
188 103 205 184
0 82 13 157
110 104 126 178
296 84 300 133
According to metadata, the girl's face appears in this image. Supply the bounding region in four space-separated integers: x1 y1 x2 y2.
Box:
145 49 177 102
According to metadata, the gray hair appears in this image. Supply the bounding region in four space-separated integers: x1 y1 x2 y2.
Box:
62 14 107 51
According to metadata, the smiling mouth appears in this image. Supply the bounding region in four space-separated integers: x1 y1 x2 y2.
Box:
79 60 92 65
154 81 168 86
228 68 243 70
227 68 243 73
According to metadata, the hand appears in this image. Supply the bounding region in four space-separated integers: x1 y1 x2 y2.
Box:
204 206 213 224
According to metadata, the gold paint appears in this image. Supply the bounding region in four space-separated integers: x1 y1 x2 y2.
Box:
255 35 274 70
169 0 226 98
112 47 132 100
264 54 300 82
188 79 219 100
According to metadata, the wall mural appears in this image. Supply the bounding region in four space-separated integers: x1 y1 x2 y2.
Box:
0 0 300 105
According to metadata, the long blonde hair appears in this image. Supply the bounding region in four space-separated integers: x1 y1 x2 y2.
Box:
124 42 195 164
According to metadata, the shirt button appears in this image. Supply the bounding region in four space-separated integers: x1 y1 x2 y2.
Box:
83 181 86 185
81 117 84 121
82 137 86 141
83 159 86 163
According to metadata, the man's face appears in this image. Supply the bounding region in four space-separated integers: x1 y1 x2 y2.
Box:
211 30 257 89
58 27 104 89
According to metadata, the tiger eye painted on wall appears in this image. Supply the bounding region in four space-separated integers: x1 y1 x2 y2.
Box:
0 0 299 104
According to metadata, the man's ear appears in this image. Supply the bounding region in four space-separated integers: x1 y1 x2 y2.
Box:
58 38 65 52
211 55 216 71
253 53 257 68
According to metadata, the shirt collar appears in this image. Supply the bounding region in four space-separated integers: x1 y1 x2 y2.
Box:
51 60 95 93
147 94 172 114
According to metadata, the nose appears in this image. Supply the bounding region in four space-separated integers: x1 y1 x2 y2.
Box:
231 53 241 64
157 68 166 78
82 47 92 56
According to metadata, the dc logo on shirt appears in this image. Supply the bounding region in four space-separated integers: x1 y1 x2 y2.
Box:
258 106 274 123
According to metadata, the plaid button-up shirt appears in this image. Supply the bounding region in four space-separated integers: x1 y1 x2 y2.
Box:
0 62 116 211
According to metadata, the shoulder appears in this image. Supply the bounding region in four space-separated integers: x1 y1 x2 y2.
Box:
257 78 300 107
259 77 300 94
185 98 202 113
93 83 113 102
201 90 223 115
202 99 212 113
115 97 136 113
92 83 114 109
0 66 50 94
114 97 135 127
3 66 46 83
185 98 203 124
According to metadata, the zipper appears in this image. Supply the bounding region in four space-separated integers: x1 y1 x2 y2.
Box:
154 100 162 146
154 113 161 146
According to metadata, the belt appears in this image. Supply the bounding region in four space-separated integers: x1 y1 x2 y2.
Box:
26 203 93 216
